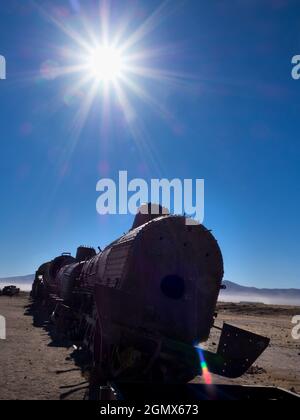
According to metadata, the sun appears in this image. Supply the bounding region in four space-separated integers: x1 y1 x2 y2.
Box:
38 0 190 139
86 45 125 82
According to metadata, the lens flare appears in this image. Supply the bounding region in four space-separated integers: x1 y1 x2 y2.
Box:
33 0 194 143
30 0 198 183
196 347 213 385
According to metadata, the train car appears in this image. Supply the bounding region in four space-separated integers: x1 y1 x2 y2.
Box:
31 204 269 388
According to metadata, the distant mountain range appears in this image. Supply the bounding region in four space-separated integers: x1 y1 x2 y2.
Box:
0 275 299 305
0 274 34 284
220 280 300 306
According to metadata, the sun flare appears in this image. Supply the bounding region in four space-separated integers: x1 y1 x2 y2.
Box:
37 0 189 142
86 45 125 82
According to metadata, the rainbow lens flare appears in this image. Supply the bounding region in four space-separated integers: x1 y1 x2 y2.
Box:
196 347 213 385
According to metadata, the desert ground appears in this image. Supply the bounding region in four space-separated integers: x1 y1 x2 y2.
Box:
0 293 88 400
197 302 300 394
0 293 299 400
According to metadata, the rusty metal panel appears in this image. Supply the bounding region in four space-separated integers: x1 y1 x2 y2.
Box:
102 242 133 288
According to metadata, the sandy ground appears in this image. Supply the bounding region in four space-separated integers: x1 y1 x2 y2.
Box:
196 302 300 394
0 293 87 400
0 294 299 400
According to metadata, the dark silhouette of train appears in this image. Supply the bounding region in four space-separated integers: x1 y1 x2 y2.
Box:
31 204 269 389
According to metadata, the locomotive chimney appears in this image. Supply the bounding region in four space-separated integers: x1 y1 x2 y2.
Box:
76 246 97 261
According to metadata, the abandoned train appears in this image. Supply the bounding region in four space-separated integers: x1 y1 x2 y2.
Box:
31 204 269 385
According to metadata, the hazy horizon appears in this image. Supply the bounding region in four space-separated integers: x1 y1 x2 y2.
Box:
1 275 299 306
1 282 299 306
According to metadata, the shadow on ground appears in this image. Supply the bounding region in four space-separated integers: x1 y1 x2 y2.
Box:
24 300 91 400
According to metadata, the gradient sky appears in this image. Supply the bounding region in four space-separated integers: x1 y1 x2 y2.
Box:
0 0 299 288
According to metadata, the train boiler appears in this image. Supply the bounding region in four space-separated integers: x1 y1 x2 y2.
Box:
31 204 269 387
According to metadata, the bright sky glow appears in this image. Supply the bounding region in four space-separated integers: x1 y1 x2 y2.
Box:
85 45 124 82
36 0 188 140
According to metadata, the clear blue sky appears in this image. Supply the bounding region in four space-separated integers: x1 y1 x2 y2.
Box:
0 0 299 288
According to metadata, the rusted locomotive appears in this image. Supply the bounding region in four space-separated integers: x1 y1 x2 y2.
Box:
31 204 269 388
